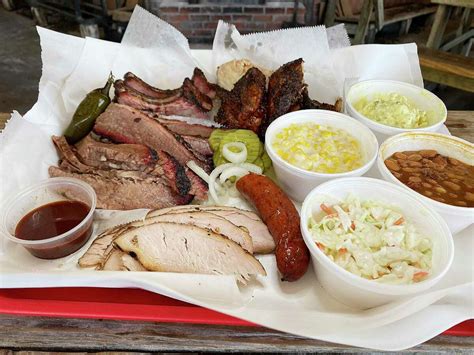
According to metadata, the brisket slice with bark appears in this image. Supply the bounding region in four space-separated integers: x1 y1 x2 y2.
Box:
93 103 211 172
153 116 215 138
52 135 207 207
215 67 267 134
73 135 206 199
75 134 157 171
181 135 213 157
49 166 192 210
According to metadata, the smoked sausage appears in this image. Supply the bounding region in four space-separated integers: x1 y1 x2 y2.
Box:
236 173 309 281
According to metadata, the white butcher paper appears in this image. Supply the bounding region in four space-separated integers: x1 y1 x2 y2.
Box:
212 21 345 103
0 6 472 350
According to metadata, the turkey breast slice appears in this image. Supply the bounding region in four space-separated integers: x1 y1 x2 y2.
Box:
131 210 253 253
102 247 147 271
78 225 130 268
114 222 266 283
147 206 275 254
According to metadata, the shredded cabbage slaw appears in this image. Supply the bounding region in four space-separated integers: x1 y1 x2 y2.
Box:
308 195 432 284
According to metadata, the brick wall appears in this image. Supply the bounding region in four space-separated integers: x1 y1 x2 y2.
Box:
145 1 306 43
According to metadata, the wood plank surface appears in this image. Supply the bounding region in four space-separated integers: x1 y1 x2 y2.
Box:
0 111 472 352
419 48 474 78
431 0 474 8
0 314 473 353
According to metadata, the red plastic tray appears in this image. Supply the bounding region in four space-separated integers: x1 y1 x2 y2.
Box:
0 287 472 336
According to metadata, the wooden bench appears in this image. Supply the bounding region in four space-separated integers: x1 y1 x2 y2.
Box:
418 47 474 92
324 0 438 44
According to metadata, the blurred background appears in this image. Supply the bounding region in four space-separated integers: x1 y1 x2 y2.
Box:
0 0 472 115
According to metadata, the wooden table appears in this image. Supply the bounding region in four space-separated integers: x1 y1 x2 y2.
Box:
0 111 473 353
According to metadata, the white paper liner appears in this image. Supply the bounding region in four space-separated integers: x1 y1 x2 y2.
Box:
0 6 472 350
212 20 344 102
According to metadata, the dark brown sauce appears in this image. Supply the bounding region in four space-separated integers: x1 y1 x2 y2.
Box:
15 200 93 259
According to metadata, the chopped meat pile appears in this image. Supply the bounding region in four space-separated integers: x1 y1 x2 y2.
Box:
215 58 342 137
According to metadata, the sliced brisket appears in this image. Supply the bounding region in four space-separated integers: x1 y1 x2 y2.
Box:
75 135 157 171
93 103 211 172
49 166 192 210
154 117 215 138
181 135 213 157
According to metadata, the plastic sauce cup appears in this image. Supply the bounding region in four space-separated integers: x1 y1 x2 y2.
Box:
0 177 96 259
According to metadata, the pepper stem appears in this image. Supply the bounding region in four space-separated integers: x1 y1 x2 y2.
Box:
101 72 114 96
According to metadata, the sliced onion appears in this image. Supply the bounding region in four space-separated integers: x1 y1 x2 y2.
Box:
238 162 263 174
219 166 251 184
228 185 241 198
222 142 247 164
208 163 233 204
186 161 210 184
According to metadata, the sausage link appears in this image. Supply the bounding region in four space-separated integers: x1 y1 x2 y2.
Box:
236 173 310 281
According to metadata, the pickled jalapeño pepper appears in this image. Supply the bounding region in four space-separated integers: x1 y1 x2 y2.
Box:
64 73 114 144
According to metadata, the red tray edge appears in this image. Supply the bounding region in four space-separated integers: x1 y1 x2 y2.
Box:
0 288 471 336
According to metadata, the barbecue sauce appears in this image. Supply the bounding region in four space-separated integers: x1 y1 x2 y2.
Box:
15 200 93 259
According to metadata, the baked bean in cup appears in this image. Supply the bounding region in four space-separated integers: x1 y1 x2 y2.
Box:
385 150 474 208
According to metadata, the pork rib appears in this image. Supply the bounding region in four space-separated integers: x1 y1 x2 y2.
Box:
264 58 306 134
115 80 210 119
302 88 343 112
123 72 181 99
215 67 267 134
192 68 217 99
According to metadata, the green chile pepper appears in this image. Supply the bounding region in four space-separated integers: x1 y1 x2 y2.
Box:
64 73 114 144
